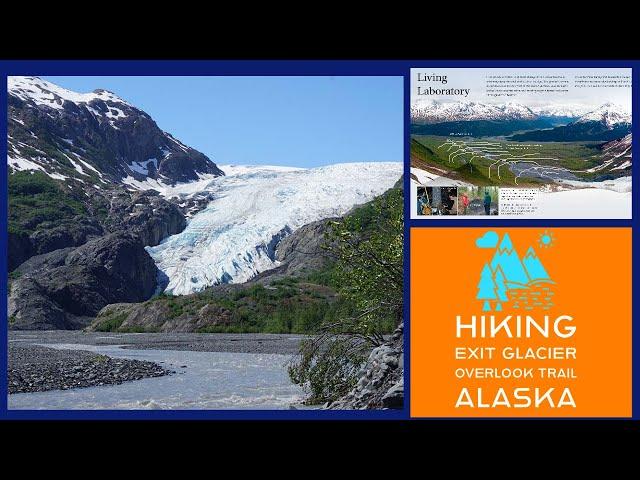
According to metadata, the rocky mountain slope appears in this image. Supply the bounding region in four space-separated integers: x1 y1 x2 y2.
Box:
8 77 224 272
87 215 337 333
510 103 631 142
572 134 634 179
8 185 192 330
7 77 225 329
8 173 186 270
598 134 632 173
8 76 223 184
9 232 158 329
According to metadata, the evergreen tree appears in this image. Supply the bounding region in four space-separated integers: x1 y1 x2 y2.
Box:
477 263 497 311
493 266 508 311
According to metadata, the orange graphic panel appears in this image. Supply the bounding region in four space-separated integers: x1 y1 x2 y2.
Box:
410 227 632 417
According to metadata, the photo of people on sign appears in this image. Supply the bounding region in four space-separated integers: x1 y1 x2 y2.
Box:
457 186 499 215
416 186 457 216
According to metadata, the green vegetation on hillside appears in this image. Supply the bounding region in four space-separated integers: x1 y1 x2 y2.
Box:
411 135 604 186
195 280 344 334
289 186 404 404
93 312 129 332
10 125 108 185
8 171 87 235
93 277 348 334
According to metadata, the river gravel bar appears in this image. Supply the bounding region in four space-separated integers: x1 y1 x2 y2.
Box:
9 343 171 394
8 331 307 395
10 331 307 354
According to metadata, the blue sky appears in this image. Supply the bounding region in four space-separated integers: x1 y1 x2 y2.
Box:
44 76 403 167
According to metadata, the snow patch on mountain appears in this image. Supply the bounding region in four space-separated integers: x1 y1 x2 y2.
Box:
411 100 631 127
9 76 131 110
121 172 219 198
530 104 593 118
410 167 472 187
76 156 104 178
128 158 159 176
60 151 86 175
8 76 224 184
7 155 48 173
411 100 537 124
574 102 631 128
145 162 402 295
562 175 632 193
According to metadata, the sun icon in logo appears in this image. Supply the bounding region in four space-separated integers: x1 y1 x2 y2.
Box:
538 230 555 249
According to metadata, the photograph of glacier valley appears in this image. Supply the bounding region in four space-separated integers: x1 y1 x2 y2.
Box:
7 75 404 410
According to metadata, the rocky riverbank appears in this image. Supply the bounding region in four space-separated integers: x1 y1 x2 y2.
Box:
328 323 404 409
9 343 171 394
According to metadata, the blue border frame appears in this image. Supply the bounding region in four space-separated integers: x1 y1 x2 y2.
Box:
0 59 636 420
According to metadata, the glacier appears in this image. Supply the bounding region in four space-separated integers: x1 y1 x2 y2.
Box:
144 162 402 295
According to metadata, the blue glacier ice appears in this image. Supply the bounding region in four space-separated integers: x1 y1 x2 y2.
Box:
140 163 402 295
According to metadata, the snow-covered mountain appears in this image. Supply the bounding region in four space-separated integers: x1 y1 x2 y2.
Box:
145 162 402 295
603 133 632 157
411 100 537 124
530 104 593 119
9 76 132 113
574 102 631 128
510 103 632 142
8 76 223 184
411 100 631 129
598 133 632 172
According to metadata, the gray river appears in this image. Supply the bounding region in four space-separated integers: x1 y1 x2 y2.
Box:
8 343 305 410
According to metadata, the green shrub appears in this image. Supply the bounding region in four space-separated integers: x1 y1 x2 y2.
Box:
93 313 128 332
9 171 87 234
8 171 59 196
288 336 367 405
289 187 403 403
